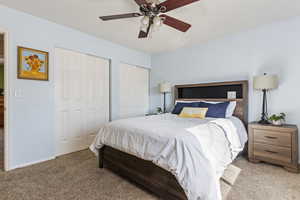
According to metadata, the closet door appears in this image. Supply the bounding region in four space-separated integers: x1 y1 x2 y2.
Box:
119 63 149 118
85 55 110 146
55 48 109 156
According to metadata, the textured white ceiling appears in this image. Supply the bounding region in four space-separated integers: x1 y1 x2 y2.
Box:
0 0 300 53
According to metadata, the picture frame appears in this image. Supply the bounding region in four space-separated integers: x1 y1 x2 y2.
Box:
17 46 49 81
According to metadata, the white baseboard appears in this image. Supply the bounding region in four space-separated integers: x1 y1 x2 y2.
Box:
8 156 56 171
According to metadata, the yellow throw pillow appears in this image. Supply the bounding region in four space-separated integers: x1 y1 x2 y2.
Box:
179 107 208 119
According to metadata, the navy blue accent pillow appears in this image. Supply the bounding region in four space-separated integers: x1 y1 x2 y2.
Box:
172 102 199 115
198 102 230 118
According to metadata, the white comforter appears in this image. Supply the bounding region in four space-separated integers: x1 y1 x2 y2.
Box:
90 114 247 200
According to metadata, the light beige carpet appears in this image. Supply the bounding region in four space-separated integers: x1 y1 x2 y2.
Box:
0 150 299 200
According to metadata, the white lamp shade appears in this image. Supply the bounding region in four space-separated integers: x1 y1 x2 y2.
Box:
159 82 171 93
253 74 279 90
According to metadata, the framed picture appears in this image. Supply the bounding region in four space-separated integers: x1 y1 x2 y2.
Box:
18 46 49 81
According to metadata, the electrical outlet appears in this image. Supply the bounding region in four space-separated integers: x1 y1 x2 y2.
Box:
227 91 237 99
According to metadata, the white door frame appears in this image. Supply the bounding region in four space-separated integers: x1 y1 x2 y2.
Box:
0 28 10 171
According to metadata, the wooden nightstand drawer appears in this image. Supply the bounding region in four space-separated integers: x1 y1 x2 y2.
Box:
254 129 291 147
254 143 291 163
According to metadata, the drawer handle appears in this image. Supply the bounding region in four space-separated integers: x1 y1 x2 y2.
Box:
265 150 278 154
264 136 277 139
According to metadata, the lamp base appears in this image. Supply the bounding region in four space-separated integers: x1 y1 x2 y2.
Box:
258 89 270 125
258 119 270 125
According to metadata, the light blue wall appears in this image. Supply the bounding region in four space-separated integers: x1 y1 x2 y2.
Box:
150 16 300 161
0 5 151 169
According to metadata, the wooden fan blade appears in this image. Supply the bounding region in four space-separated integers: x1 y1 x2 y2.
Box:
99 13 141 21
134 0 149 6
160 14 191 32
138 24 151 38
158 0 200 13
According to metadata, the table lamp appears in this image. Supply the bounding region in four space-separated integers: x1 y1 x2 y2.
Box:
159 82 171 113
253 73 279 124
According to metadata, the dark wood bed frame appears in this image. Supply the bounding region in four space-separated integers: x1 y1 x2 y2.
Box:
98 80 248 200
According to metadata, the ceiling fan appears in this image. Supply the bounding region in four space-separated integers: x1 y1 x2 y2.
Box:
99 0 200 39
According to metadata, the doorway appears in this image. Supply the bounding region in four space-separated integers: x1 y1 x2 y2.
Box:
0 33 5 170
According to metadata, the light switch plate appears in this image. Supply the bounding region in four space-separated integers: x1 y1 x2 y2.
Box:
14 89 24 98
227 91 237 99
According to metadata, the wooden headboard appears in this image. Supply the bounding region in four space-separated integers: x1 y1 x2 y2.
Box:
175 80 249 125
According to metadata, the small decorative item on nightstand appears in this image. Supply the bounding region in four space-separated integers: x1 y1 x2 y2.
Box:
146 107 164 116
248 122 299 173
269 113 286 126
156 107 163 114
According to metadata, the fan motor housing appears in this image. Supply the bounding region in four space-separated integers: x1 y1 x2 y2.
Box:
140 4 166 17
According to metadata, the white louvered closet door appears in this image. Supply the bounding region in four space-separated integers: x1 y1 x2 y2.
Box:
119 63 149 118
55 48 109 156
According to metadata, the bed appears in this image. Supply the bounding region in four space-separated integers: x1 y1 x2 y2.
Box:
90 81 248 200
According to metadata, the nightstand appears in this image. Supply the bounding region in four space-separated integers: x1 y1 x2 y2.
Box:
248 122 299 173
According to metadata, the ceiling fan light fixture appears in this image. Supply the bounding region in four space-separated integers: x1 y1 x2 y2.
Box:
99 0 199 39
141 16 150 25
140 23 149 32
151 24 160 32
153 16 162 27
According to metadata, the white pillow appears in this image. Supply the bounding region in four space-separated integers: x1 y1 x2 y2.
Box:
226 101 237 117
203 101 237 118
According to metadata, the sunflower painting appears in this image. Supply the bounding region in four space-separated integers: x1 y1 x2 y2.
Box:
18 47 49 81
